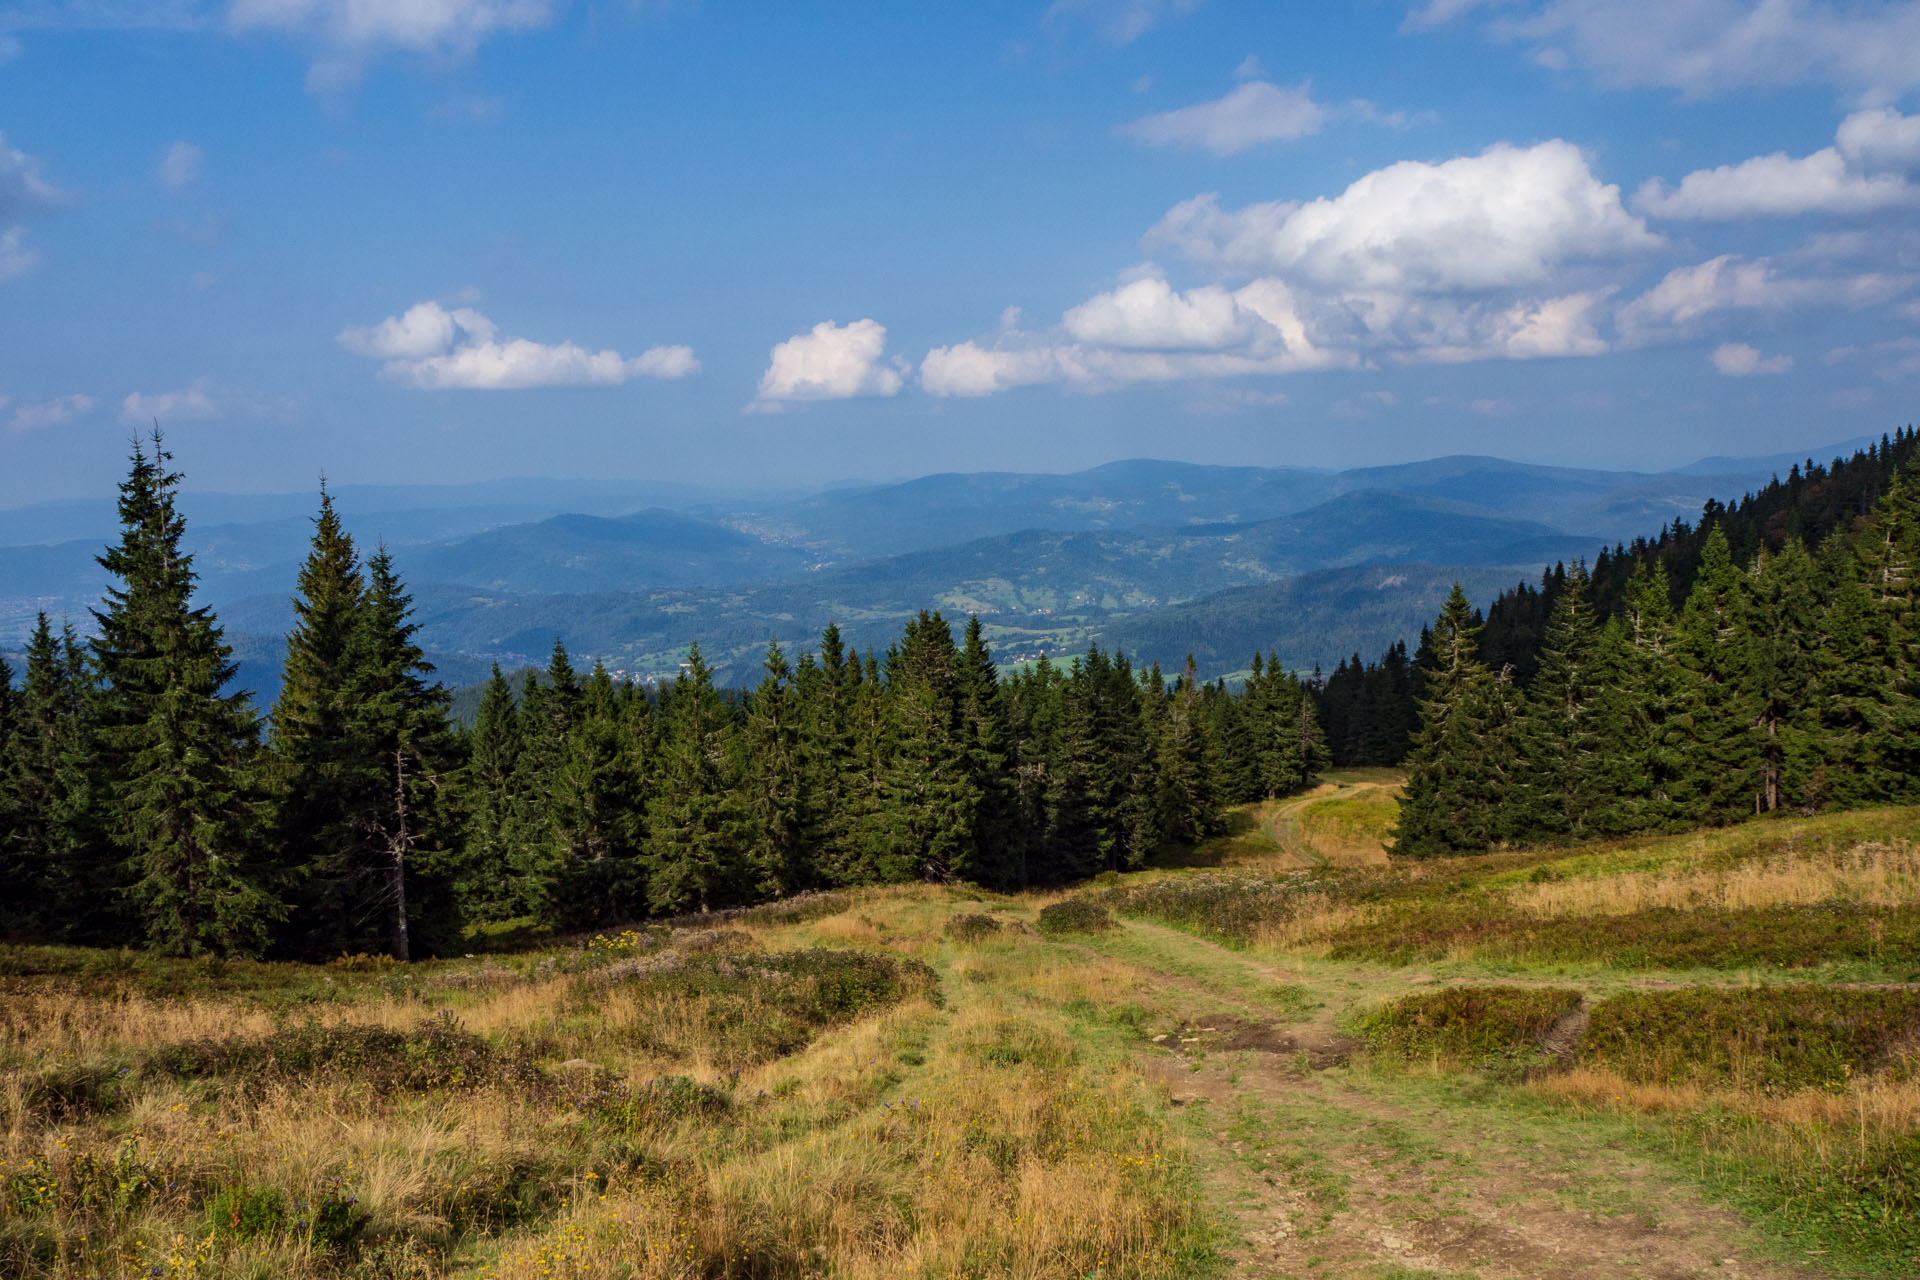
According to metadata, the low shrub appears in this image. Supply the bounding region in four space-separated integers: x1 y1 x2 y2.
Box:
1036 900 1115 938
945 913 1003 944
1360 985 1583 1065
601 948 941 1066
1088 873 1315 942
1580 986 1920 1092
205 1184 287 1241
143 1011 548 1097
1323 902 1920 971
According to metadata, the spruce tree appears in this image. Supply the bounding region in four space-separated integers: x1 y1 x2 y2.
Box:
1674 526 1757 823
1514 564 1611 842
548 661 646 927
460 664 527 921
1394 584 1496 856
744 639 808 897
1617 560 1692 831
343 548 460 959
645 643 749 913
1743 540 1823 812
0 655 20 931
1153 655 1218 846
5 616 116 940
268 485 371 957
955 616 1021 888
872 612 981 881
93 434 279 956
1814 539 1891 806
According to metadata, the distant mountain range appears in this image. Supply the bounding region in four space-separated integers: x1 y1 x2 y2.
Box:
0 439 1868 693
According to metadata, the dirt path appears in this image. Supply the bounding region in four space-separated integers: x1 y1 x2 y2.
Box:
1261 777 1396 869
1115 921 1825 1280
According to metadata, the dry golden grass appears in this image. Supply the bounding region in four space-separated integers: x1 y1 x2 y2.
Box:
1 889 1214 1280
1510 839 1920 918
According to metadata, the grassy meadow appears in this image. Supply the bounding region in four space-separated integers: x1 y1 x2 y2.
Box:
6 782 1920 1278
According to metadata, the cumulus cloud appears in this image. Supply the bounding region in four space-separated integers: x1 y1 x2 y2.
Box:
157 141 201 190
122 379 217 423
917 123 1910 401
1711 341 1793 375
1636 108 1920 219
0 132 61 222
1124 81 1328 155
8 393 95 431
0 131 62 278
1838 106 1920 172
339 301 698 390
0 226 38 279
229 0 559 88
1411 0 1920 101
1617 252 1910 343
340 300 478 359
1045 0 1205 44
1147 140 1659 291
752 319 904 408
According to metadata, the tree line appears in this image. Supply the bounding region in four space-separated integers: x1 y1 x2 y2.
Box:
1325 428 1920 776
0 436 1327 959
1394 445 1920 855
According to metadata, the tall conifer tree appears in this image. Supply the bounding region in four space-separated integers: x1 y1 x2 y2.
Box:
1395 585 1496 856
268 485 370 956
93 435 279 956
344 549 459 959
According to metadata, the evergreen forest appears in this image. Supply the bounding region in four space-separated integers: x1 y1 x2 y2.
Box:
0 435 1327 959
1388 427 1920 853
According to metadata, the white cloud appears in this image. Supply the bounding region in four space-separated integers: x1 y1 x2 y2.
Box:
1830 335 1920 381
1148 140 1658 291
8 393 95 431
1417 0 1920 101
753 319 904 407
339 300 476 359
1045 0 1205 44
921 343 1069 397
228 0 559 87
122 379 217 423
1838 106 1920 172
1636 108 1920 219
1232 54 1264 79
0 132 66 278
157 141 201 190
340 301 697 390
1617 252 1910 342
1711 341 1793 375
1063 276 1257 349
0 226 38 279
0 131 62 223
1124 81 1328 155
1636 147 1913 218
630 344 700 379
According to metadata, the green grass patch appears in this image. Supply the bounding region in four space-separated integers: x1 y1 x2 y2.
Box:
1296 794 1398 847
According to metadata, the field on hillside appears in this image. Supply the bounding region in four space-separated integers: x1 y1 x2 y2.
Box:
6 783 1920 1278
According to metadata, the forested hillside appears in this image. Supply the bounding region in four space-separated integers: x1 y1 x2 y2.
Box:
1328 429 1920 772
1389 429 1920 853
0 436 1326 960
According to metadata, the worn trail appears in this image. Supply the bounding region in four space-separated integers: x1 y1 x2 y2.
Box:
1112 920 1822 1280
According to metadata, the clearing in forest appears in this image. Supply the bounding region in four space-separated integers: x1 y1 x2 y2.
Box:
4 783 1918 1279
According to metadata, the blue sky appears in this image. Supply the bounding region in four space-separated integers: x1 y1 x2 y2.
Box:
1 0 1918 506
